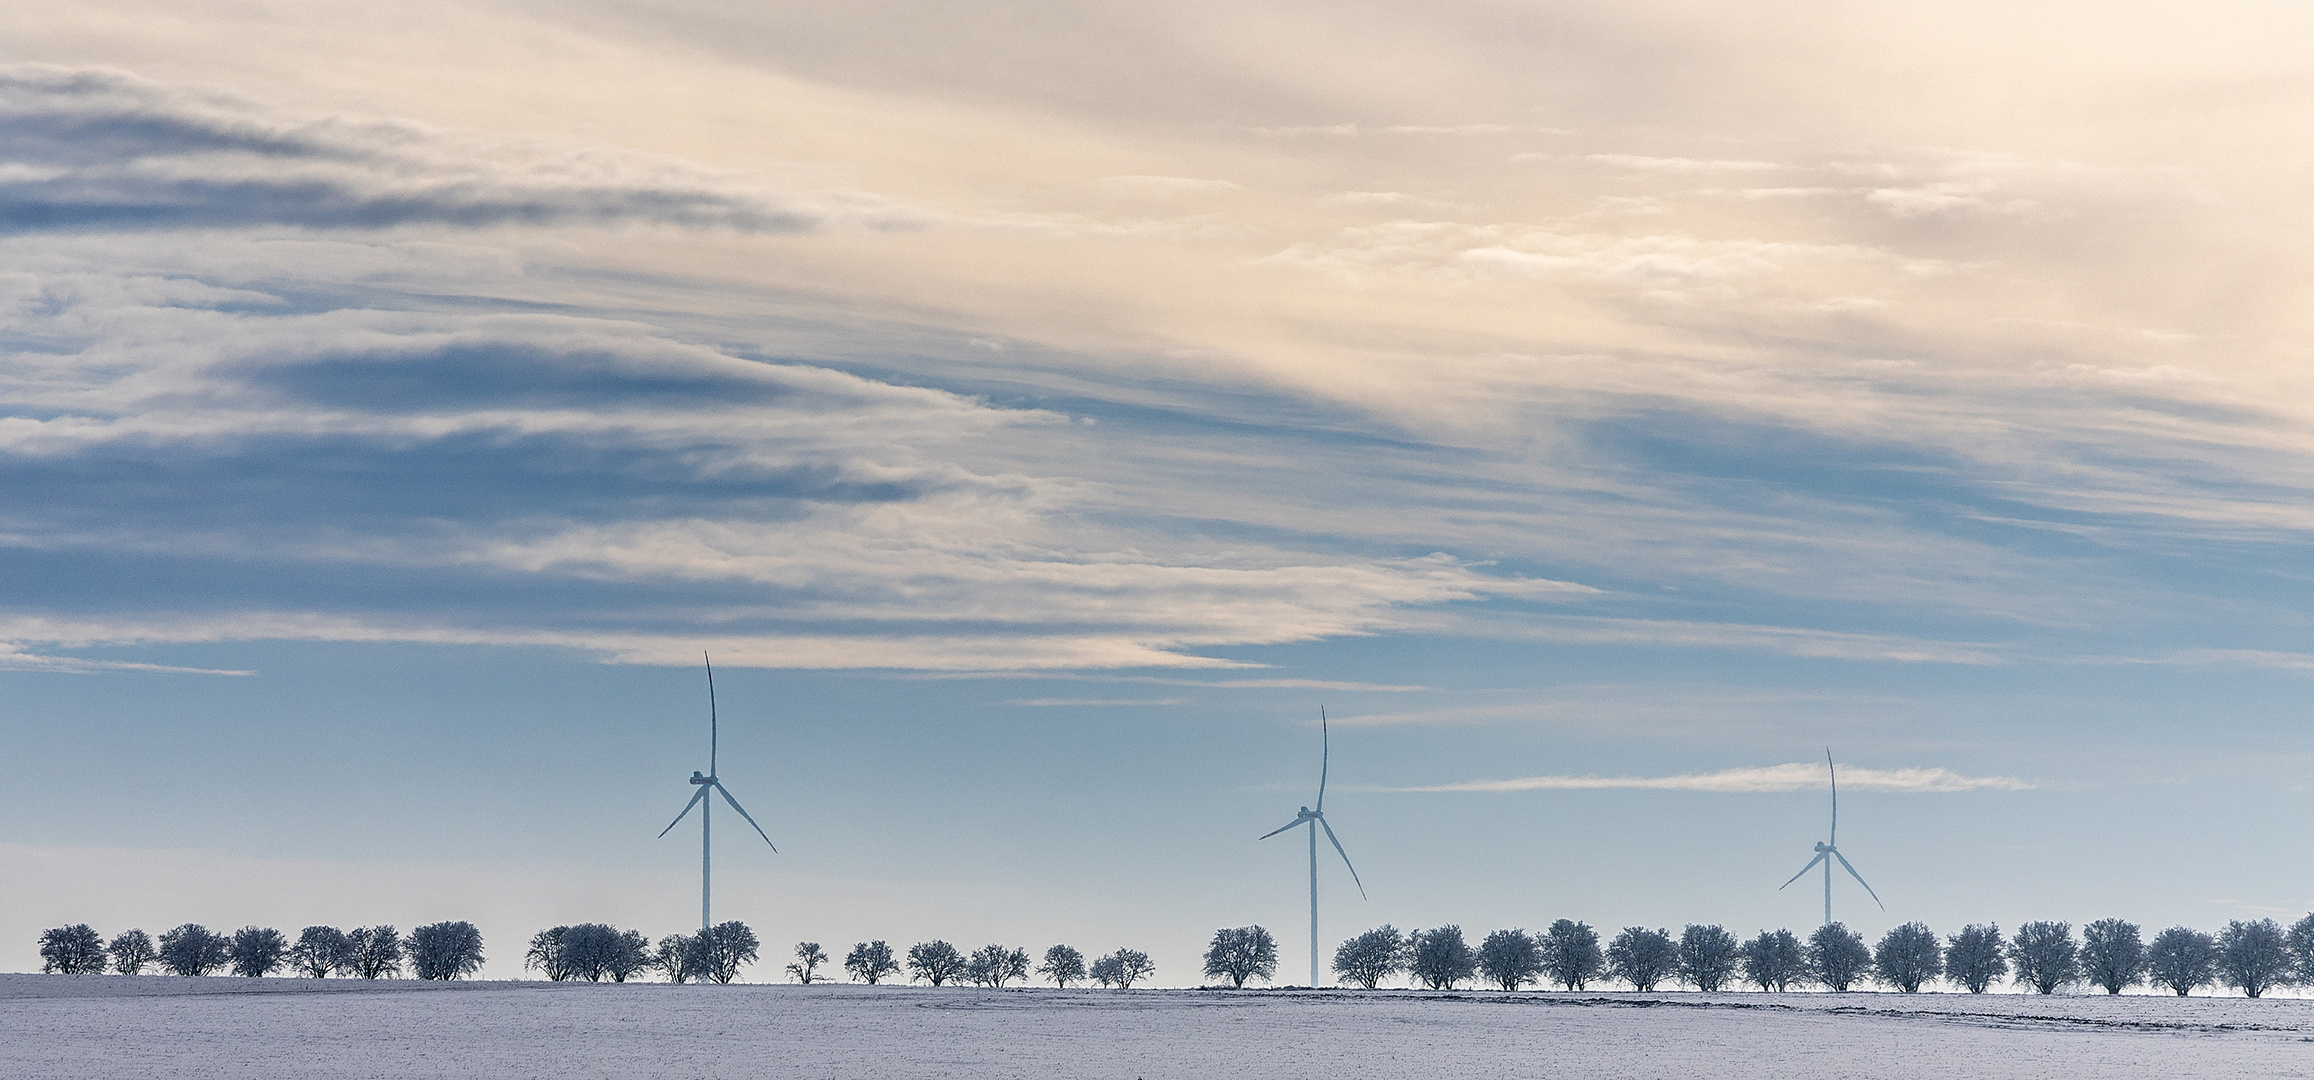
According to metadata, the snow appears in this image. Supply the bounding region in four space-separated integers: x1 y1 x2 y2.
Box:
4 975 2313 1079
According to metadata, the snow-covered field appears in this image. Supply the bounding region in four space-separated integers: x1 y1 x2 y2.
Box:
4 974 2312 1079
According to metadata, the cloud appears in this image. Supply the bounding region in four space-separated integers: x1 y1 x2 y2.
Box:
1001 697 1185 706
1385 762 2034 794
0 64 914 235
0 240 1567 671
1100 175 1243 194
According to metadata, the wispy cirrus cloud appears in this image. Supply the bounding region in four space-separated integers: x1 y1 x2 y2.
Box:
0 64 918 235
1383 762 2034 794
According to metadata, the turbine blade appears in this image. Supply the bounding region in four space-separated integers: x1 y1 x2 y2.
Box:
658 786 710 838
1259 819 1305 841
1826 748 1837 846
713 782 778 853
1833 850 1884 911
705 651 718 777
1318 817 1366 899
1778 851 1827 890
1317 707 1330 812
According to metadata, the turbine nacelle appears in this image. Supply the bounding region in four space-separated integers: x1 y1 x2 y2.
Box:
691 772 710 785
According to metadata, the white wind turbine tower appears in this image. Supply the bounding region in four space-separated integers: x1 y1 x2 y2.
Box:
1260 708 1365 987
659 653 777 930
1779 748 1883 927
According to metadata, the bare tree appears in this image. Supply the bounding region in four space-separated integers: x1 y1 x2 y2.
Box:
1331 925 1407 990
1409 926 1478 990
656 934 708 983
846 940 901 985
229 927 289 977
555 924 622 982
603 930 652 983
908 940 966 986
2216 918 2290 998
346 926 404 979
38 925 107 974
108 929 156 976
1871 923 1941 993
966 945 1031 987
2287 915 2314 987
1739 929 1807 992
788 942 830 984
289 927 351 979
1541 920 1605 991
1604 927 1677 992
1676 925 1740 992
1203 926 1280 989
1037 944 1086 988
2009 921 2077 995
2146 926 2218 996
527 927 573 981
700 922 759 984
1089 948 1154 988
1944 924 2007 994
1807 923 1871 992
409 922 486 981
157 924 230 977
1476 929 1541 991
2079 919 2145 995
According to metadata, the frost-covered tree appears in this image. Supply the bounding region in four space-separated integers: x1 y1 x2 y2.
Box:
527 927 573 981
289 927 351 979
1541 920 1605 991
1944 924 2007 994
410 922 486 981
788 942 830 984
1871 923 1942 993
1409 926 1477 990
1332 925 1407 989
1676 925 1740 992
109 929 156 976
847 940 901 985
2146 926 2217 996
1203 926 1279 988
2009 922 2078 995
346 926 404 979
158 924 230 977
908 940 966 986
966 945 1031 987
38 925 107 974
1476 929 1541 991
2216 919 2290 999
554 924 624 982
600 930 651 983
1037 944 1086 988
2287 915 2314 986
699 921 759 984
1739 929 1807 992
1089 948 1154 988
1606 927 1677 992
1807 923 1872 992
2079 919 2145 996
656 934 709 983
229 927 289 977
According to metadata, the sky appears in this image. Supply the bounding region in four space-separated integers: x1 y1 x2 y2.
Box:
4 1 2314 986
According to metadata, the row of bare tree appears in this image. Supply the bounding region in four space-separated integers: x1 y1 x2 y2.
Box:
36 922 482 979
1309 916 2314 996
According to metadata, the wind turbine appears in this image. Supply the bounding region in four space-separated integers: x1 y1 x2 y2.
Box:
1260 708 1365 987
659 653 777 931
1778 748 1883 927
